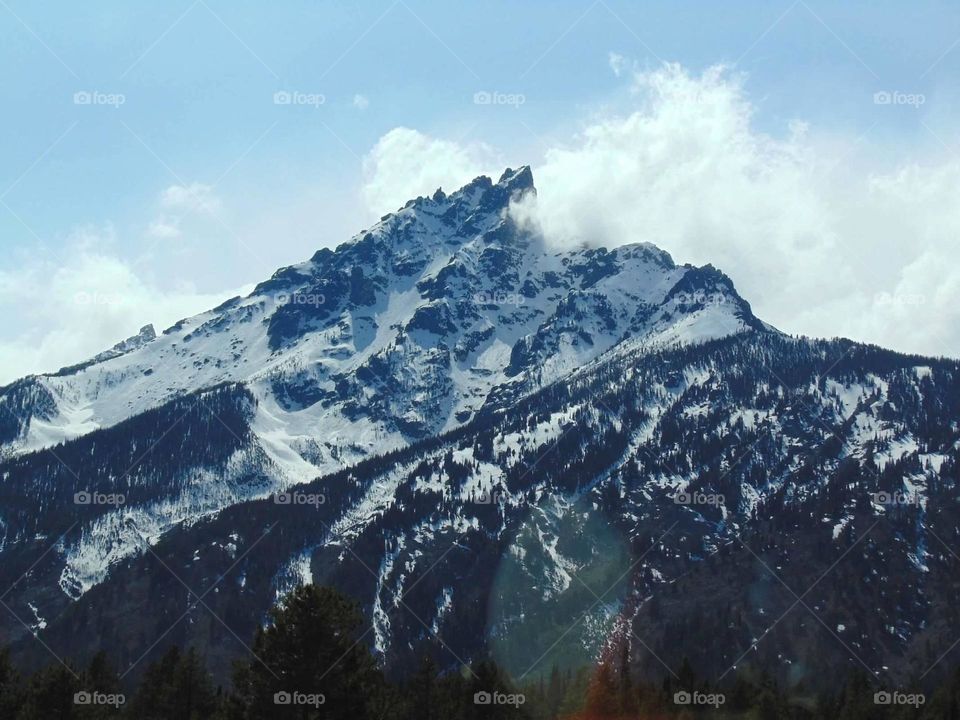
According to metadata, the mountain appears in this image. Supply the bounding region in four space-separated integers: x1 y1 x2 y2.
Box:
0 166 760 598
1 168 759 463
1 168 958 696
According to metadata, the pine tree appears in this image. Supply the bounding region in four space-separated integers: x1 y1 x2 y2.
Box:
617 644 636 717
77 651 123 718
0 647 23 718
16 662 80 720
466 659 531 720
128 645 182 718
230 584 385 719
127 645 217 719
169 647 217 719
405 654 438 720
583 662 618 718
546 663 564 718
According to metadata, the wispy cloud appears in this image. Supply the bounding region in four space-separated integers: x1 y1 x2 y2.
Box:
364 63 960 358
0 225 250 383
361 127 500 215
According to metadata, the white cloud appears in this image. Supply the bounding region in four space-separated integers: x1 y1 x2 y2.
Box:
608 52 627 77
0 229 250 384
147 218 181 239
368 63 960 357
160 182 221 215
509 63 960 357
146 182 222 241
361 127 501 217
353 94 370 110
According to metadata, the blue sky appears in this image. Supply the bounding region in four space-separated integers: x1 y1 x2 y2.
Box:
2 1 960 381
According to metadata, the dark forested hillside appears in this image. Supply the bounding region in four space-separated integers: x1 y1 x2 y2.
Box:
6 331 958 703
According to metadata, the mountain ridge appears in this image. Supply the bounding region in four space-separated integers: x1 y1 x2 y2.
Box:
0 165 762 466
3 167 954 695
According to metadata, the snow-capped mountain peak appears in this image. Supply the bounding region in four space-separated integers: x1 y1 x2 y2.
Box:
1 166 758 466
0 167 767 602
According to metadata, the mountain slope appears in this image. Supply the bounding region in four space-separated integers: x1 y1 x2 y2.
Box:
3 167 956 695
0 167 763 606
4 332 959 694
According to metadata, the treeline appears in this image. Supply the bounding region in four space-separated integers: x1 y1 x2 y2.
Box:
528 657 960 719
0 584 530 720
2 583 960 719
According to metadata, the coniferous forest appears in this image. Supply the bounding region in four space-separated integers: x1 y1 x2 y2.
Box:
0 582 958 719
